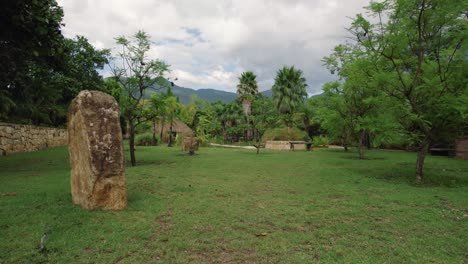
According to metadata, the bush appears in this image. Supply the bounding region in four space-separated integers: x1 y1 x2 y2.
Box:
135 133 157 146
373 133 414 150
262 127 308 143
313 135 329 146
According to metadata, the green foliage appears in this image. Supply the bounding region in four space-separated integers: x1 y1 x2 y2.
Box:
272 66 307 115
237 71 258 98
135 133 156 146
344 0 468 179
263 127 308 142
313 135 329 147
321 42 396 159
249 95 281 152
0 1 110 125
110 30 170 165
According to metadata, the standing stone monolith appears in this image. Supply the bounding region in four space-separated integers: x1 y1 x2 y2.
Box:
68 90 127 210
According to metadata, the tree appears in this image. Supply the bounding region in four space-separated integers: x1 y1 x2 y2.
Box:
296 95 327 140
349 0 468 182
237 71 258 115
237 71 258 141
148 93 167 145
348 0 467 181
250 95 280 154
272 66 308 129
60 36 110 98
223 102 245 143
110 31 170 166
0 0 110 126
322 44 387 159
0 0 64 110
164 96 181 147
208 101 227 140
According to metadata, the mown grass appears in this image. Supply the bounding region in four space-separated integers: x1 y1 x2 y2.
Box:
0 146 467 263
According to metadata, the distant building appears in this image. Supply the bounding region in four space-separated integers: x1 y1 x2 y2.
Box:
153 119 192 143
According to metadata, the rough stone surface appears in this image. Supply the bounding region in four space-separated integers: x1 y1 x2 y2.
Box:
68 90 127 210
455 136 468 160
182 137 199 152
0 123 68 155
265 140 307 151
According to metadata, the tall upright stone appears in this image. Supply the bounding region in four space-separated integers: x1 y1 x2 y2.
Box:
68 90 127 210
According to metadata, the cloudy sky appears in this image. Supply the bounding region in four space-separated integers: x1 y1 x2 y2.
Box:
57 0 370 94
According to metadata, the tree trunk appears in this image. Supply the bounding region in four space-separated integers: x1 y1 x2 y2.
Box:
128 119 136 166
222 122 227 142
168 119 173 147
256 147 260 154
365 132 372 150
415 140 429 183
303 116 311 138
160 117 165 143
124 120 130 139
358 130 365 160
152 120 157 145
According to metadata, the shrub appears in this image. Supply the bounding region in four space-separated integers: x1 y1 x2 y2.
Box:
262 127 308 143
135 133 157 146
313 135 329 146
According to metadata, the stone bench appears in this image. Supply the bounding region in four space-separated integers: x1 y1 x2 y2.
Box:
289 141 313 151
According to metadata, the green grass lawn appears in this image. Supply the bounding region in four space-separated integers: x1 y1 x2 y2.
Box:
0 146 467 263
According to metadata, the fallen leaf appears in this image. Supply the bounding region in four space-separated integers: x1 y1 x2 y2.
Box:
2 192 16 196
255 232 268 237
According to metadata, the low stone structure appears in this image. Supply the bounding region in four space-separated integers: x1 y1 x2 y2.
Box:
265 140 308 151
455 136 468 160
0 123 68 155
68 90 127 210
265 141 291 150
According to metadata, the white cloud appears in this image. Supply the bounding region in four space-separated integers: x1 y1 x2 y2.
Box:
57 0 370 93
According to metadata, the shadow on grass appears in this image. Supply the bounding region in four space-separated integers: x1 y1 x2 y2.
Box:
125 160 175 167
340 156 386 160
363 162 468 187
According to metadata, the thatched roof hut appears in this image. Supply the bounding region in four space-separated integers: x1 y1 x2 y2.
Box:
153 119 193 143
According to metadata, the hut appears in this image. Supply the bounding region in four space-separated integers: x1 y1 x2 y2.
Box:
455 136 468 160
153 119 193 143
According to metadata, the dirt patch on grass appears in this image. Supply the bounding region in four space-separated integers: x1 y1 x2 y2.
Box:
189 240 257 263
149 202 173 244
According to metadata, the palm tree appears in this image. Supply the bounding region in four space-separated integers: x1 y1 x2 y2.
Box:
272 66 308 128
237 71 258 140
223 102 244 143
236 71 258 116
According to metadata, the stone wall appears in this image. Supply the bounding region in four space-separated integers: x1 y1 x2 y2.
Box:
265 141 291 150
0 122 68 155
455 136 468 160
265 141 308 151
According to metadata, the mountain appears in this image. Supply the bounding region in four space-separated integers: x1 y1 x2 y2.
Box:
145 79 275 104
261 89 273 97
145 80 237 104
